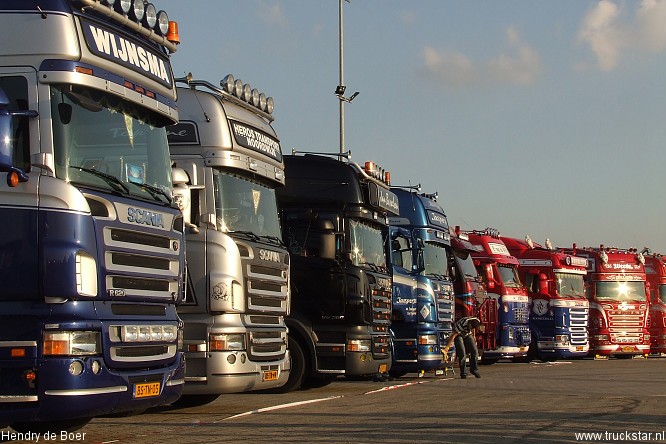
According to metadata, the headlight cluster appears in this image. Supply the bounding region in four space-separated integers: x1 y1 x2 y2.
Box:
348 339 371 352
209 333 245 351
43 331 100 356
418 334 438 345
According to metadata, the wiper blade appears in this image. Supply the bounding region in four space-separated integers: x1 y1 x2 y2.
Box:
70 165 129 194
231 230 261 241
262 235 286 247
128 181 172 204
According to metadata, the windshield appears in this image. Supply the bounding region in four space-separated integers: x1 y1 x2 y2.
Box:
555 272 586 298
213 170 281 238
349 219 386 268
423 241 449 278
52 85 172 203
453 249 478 280
594 281 647 302
498 264 522 288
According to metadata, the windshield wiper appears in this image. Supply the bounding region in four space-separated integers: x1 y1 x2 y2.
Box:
427 272 449 280
127 181 172 205
230 230 261 242
262 235 286 247
70 165 130 194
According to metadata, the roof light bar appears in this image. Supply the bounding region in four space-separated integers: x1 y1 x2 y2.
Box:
363 161 391 186
219 74 275 115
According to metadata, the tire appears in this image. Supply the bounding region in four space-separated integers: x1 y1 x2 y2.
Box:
302 375 337 389
272 336 306 393
172 394 220 408
388 369 408 378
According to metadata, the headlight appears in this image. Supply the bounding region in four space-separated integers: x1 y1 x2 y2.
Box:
348 339 371 352
555 335 570 344
209 333 245 351
418 334 438 345
43 331 100 356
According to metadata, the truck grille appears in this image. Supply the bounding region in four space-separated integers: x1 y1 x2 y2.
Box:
435 282 455 327
514 307 530 323
245 261 289 315
608 310 646 342
247 329 287 362
240 245 289 363
569 307 589 345
371 281 391 358
103 227 180 300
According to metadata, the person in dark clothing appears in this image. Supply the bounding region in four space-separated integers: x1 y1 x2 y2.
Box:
442 316 485 379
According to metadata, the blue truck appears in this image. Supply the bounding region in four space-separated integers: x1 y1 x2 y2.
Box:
0 0 185 432
388 187 454 377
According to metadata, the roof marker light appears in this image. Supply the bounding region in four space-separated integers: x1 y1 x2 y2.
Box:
156 10 170 36
166 20 180 44
130 0 145 23
143 3 157 29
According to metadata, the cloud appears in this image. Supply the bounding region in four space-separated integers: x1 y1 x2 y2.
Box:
578 0 666 71
256 1 289 28
420 27 542 88
398 10 418 26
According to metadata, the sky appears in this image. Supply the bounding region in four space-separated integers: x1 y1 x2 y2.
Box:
158 0 666 253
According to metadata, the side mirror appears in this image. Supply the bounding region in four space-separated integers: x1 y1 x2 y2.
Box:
171 167 198 233
317 218 336 260
484 264 495 290
538 273 549 295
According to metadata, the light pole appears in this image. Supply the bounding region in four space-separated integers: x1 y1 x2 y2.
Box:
335 0 358 156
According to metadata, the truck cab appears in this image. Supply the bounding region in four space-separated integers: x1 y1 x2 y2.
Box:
561 246 650 358
1 0 184 431
464 229 531 362
168 74 290 400
276 155 395 390
388 188 454 377
638 251 665 355
503 236 589 360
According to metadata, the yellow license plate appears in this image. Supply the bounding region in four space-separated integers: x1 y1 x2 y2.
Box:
622 345 637 353
576 346 584 352
133 382 161 398
378 364 388 373
263 370 278 382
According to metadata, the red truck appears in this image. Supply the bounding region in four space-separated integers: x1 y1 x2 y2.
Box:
643 252 666 355
463 228 531 362
561 246 650 358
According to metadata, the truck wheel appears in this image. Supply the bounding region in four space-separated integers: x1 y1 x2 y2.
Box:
273 337 306 393
303 375 337 389
172 394 220 408
388 369 407 378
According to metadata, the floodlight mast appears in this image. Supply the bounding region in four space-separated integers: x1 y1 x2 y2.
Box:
336 0 358 157
339 0 345 155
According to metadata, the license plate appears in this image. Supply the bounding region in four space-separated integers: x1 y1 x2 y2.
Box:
622 345 637 353
378 364 388 373
133 382 160 398
263 370 278 382
576 346 584 352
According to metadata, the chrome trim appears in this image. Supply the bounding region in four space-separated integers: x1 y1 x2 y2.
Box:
44 386 128 396
0 395 38 403
0 341 37 347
